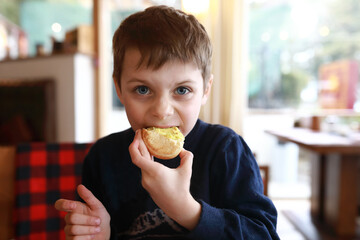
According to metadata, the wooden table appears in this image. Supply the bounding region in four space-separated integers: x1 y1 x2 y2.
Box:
266 128 360 237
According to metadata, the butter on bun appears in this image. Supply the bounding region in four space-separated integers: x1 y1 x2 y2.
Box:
141 127 184 160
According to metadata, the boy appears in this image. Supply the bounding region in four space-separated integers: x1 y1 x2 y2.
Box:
55 5 280 240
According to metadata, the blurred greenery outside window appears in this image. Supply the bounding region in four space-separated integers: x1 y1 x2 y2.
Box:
248 0 360 110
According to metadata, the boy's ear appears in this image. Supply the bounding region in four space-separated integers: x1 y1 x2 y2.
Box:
113 77 124 104
201 74 213 105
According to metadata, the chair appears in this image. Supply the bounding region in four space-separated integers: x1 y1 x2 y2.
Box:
259 165 269 196
0 146 16 239
253 152 269 196
14 142 92 240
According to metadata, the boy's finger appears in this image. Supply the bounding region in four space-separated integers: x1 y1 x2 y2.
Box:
129 135 141 165
130 147 160 173
138 130 151 159
55 199 91 215
77 184 105 211
130 129 151 159
65 212 101 226
64 224 101 236
179 149 194 173
54 199 78 212
129 130 156 171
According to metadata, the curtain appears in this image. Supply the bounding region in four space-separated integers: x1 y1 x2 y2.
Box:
198 0 248 135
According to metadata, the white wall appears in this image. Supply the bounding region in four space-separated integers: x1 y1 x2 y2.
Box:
243 113 312 199
243 113 299 182
105 109 131 136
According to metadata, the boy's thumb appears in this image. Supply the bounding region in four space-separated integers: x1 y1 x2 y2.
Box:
77 184 105 211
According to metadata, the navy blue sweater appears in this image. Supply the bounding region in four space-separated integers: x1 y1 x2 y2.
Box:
82 119 280 239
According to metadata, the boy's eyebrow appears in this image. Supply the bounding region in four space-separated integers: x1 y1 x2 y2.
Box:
126 78 198 85
126 78 148 84
176 79 199 85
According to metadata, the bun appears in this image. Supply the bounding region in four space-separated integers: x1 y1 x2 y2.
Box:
141 127 184 159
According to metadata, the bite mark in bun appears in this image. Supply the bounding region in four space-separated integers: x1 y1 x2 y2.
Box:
141 127 184 159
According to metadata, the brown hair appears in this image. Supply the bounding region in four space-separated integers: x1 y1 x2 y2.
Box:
112 5 212 88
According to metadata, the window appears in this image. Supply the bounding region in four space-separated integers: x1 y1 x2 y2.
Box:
0 0 92 57
248 0 360 110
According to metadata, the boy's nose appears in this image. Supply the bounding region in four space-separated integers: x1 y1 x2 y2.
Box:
152 97 174 119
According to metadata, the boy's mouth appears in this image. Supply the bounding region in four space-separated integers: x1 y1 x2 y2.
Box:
145 125 179 129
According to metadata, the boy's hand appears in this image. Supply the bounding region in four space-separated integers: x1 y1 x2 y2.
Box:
54 184 111 240
129 130 201 230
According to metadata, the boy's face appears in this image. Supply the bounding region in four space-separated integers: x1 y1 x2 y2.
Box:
114 48 212 137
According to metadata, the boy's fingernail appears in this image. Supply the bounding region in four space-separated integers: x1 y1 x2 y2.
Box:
95 227 101 233
94 218 101 224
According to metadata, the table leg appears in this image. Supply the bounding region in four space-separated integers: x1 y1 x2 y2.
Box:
324 154 359 236
310 153 326 221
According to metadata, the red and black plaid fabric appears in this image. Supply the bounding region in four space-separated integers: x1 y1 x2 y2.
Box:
14 142 92 240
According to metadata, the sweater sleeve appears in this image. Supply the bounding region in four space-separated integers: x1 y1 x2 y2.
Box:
187 134 280 240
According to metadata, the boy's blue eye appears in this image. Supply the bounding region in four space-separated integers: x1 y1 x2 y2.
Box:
136 86 149 95
176 87 190 95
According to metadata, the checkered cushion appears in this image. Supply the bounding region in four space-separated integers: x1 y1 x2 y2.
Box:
14 142 92 240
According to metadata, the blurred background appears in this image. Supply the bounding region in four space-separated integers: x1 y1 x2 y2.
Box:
0 0 359 239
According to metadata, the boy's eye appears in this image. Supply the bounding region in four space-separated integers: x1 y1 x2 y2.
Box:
136 86 150 95
176 87 190 95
